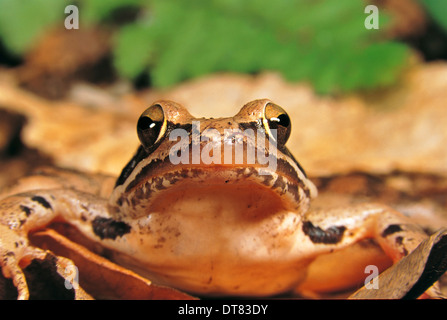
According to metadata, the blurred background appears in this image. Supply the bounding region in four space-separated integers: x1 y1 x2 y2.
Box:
1 0 446 97
0 0 446 181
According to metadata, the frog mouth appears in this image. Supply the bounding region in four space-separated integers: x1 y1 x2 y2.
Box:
120 165 315 218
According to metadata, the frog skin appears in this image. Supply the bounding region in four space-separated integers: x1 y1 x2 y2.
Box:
0 99 431 299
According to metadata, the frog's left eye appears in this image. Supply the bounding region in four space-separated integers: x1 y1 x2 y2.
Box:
263 103 291 145
137 104 167 150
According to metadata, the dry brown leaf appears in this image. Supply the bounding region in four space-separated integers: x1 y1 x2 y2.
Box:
30 228 196 300
349 228 447 299
18 27 112 99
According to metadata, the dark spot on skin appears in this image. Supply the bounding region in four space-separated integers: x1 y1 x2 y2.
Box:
358 238 378 248
260 174 274 186
20 205 32 216
382 224 403 237
116 196 129 208
134 186 145 200
154 177 167 190
131 195 140 208
302 221 346 244
92 217 131 240
272 176 286 192
31 196 52 210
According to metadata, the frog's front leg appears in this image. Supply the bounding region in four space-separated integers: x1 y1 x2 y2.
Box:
297 203 430 296
0 189 110 299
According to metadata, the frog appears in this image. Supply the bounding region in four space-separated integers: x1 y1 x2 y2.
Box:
0 99 434 299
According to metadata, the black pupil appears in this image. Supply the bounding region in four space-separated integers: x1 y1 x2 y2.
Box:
138 116 157 131
266 109 291 145
137 115 163 148
269 113 290 129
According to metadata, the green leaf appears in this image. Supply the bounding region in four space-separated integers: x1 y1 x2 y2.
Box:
113 21 155 79
0 0 413 94
0 0 65 54
419 0 447 31
79 0 145 24
121 0 410 93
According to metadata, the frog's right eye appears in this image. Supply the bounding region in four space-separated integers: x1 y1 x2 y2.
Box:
137 104 167 151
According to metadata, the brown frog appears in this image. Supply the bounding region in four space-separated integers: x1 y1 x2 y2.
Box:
0 100 433 299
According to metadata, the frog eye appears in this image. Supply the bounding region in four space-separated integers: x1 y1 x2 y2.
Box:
137 104 166 150
263 103 291 145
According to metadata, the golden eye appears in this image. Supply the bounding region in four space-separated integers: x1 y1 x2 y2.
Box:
263 103 291 145
137 104 166 150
